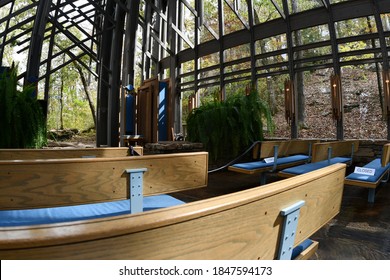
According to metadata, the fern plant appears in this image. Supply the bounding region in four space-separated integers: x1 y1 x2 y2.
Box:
187 88 274 162
0 67 47 148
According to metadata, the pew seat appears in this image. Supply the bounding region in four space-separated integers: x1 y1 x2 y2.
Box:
228 139 318 184
0 195 184 227
229 154 309 173
278 157 351 178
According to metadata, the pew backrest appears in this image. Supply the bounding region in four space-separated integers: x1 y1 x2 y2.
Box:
252 140 287 159
311 140 359 163
284 139 320 156
0 147 141 160
0 152 208 210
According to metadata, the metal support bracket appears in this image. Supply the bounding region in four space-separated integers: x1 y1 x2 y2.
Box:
368 189 376 203
308 143 312 162
125 168 147 214
260 172 267 185
327 146 333 165
350 143 355 165
277 200 305 260
271 145 279 172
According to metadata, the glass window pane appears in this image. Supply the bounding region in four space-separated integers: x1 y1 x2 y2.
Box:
342 65 386 139
293 24 330 46
335 16 377 38
253 0 282 25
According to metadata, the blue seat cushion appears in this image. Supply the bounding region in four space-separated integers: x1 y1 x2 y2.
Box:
0 194 185 227
280 157 351 176
231 155 309 170
345 158 390 183
291 239 313 259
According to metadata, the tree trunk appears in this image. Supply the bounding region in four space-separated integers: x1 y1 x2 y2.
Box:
54 42 97 128
292 0 306 128
74 62 97 128
60 54 65 130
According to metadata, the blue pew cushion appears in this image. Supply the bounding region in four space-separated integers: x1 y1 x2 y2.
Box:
345 158 390 183
0 194 185 227
291 239 313 259
231 154 309 171
280 157 351 176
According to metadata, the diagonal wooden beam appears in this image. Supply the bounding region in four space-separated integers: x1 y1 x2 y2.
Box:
171 23 195 49
320 0 329 9
270 0 286 20
224 0 249 30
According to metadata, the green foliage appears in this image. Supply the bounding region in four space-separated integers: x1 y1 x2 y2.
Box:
186 88 274 162
0 68 47 148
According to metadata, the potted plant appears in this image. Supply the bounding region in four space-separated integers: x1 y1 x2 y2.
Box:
186 87 274 162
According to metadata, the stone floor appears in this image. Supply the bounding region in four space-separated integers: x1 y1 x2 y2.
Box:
173 168 390 260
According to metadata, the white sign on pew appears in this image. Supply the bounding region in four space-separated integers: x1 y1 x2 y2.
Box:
354 167 376 176
264 157 275 163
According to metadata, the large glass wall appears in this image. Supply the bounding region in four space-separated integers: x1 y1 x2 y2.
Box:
1 0 390 143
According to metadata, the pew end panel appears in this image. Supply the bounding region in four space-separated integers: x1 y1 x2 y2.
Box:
0 163 346 260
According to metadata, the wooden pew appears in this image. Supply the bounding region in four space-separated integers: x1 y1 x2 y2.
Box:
0 147 143 160
0 163 346 259
228 139 319 184
278 140 359 178
345 143 390 203
0 152 208 225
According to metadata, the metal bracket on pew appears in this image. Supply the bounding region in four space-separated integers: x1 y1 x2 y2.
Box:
277 200 305 260
327 147 332 165
368 189 376 204
350 143 355 165
125 168 147 213
307 143 312 163
271 145 279 172
260 145 279 185
368 170 390 203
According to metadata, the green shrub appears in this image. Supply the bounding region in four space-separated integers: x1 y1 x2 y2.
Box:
0 68 47 148
186 88 274 162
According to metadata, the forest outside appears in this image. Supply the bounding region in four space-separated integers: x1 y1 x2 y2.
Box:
261 66 387 140
1 1 389 145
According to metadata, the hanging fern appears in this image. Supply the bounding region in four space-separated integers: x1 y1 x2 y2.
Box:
0 67 47 148
187 88 274 162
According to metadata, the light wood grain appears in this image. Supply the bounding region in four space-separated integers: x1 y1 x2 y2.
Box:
311 140 359 163
284 139 320 156
0 147 133 160
0 152 208 210
381 143 390 167
294 241 319 260
0 163 346 259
